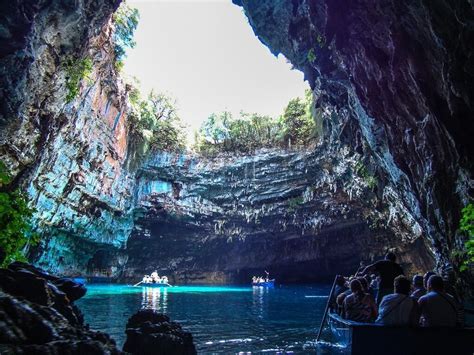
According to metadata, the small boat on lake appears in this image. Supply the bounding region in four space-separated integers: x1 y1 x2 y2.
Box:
134 271 172 287
318 311 474 355
252 272 275 287
252 279 275 287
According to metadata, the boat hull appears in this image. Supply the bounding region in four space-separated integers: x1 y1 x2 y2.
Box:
140 283 171 288
321 312 474 355
252 280 275 287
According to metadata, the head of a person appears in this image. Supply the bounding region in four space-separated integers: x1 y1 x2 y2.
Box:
412 275 424 289
441 266 455 284
385 252 396 262
358 277 369 292
394 275 411 295
423 271 436 289
350 279 363 294
336 275 346 287
428 275 444 292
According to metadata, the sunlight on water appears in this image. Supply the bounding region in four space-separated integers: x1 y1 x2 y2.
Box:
84 284 253 297
77 284 331 353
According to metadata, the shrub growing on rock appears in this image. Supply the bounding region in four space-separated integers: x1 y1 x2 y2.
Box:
65 57 93 103
0 161 38 267
460 203 474 271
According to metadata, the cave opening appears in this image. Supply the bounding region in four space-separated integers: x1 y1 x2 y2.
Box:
1 0 473 353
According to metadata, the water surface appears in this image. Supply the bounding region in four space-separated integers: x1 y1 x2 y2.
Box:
77 284 331 353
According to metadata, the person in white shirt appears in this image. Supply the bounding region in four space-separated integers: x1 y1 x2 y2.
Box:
376 275 418 326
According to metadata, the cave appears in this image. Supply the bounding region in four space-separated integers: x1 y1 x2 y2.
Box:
0 0 473 353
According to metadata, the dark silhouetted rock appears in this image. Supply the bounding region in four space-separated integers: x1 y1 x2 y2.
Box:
0 263 122 354
123 309 196 355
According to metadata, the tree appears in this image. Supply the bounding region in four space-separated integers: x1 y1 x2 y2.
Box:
113 3 140 68
194 92 317 155
279 94 315 147
128 87 186 153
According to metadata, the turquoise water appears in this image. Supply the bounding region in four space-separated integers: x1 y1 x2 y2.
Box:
76 284 331 353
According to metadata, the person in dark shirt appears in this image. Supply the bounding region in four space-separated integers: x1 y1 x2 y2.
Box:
411 274 426 301
330 275 348 312
362 252 404 305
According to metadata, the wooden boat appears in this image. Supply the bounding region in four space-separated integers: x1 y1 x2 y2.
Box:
252 279 275 287
317 311 474 355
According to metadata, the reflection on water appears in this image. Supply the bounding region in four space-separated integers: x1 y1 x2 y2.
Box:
77 284 331 352
142 287 168 312
252 285 270 319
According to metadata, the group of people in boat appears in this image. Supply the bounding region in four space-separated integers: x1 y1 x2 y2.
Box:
252 271 270 284
142 270 169 284
330 252 464 327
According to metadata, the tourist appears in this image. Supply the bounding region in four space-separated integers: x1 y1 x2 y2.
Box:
376 275 418 326
142 275 149 283
442 267 465 327
355 261 366 276
411 275 426 301
369 274 378 299
343 279 378 322
362 252 404 305
330 275 348 311
418 275 457 327
151 270 159 283
334 275 348 298
423 271 436 290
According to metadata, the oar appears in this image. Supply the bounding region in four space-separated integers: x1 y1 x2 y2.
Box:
133 281 143 287
316 275 339 342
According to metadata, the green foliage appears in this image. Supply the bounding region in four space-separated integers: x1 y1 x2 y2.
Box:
355 161 377 189
195 90 317 155
459 203 474 271
128 87 186 153
0 161 38 267
65 58 93 103
279 93 316 147
307 48 317 63
195 111 281 155
288 196 304 211
316 34 326 48
113 3 139 63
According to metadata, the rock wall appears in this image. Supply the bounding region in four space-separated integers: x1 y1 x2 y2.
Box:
0 0 134 276
123 148 433 283
233 0 473 275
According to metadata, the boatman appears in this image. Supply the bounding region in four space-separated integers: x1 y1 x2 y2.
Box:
362 252 404 305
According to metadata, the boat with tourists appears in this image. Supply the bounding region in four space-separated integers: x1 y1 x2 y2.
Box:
316 275 474 355
134 271 172 287
318 310 474 355
252 271 275 287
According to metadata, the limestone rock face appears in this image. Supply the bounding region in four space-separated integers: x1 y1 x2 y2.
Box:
233 0 473 272
0 0 134 276
123 148 433 283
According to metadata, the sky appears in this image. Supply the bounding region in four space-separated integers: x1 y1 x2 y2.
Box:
124 0 308 141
